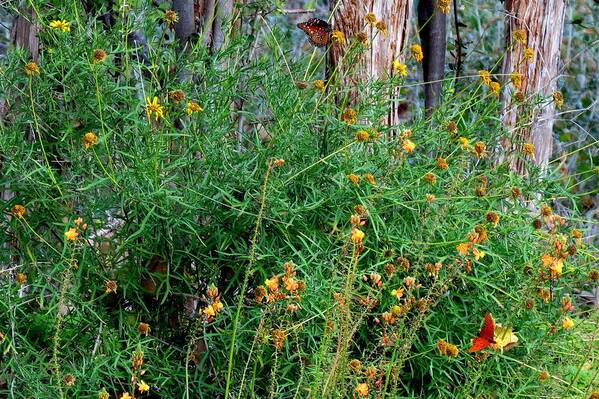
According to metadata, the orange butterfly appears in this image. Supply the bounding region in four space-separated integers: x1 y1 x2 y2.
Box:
297 18 332 47
467 313 496 352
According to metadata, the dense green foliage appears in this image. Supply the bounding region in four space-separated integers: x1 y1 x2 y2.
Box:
0 2 597 399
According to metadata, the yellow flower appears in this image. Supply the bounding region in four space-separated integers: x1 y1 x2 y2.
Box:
83 132 98 149
355 130 370 142
426 194 436 203
165 9 179 25
523 47 534 61
375 21 388 36
552 91 564 108
458 136 470 150
145 96 165 121
402 139 416 153
523 142 534 156
24 62 40 76
355 383 369 397
473 248 485 261
365 13 377 25
437 0 451 14
203 304 216 318
331 30 345 45
392 60 408 77
513 29 527 44
98 388 110 399
489 81 501 96
120 393 132 399
12 204 26 218
510 72 523 89
313 80 325 91
350 228 365 243
411 44 423 62
49 20 71 32
478 70 491 86
64 228 79 241
185 101 203 116
562 317 574 330
138 381 150 393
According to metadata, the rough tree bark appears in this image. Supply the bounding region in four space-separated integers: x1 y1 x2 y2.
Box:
195 0 237 53
417 0 447 114
329 0 412 128
501 0 567 173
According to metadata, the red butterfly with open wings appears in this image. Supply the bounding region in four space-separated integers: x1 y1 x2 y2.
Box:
297 18 332 47
467 313 496 352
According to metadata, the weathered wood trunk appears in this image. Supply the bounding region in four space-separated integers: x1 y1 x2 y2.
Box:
501 0 567 173
329 0 412 128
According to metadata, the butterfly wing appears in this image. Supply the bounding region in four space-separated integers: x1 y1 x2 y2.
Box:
467 337 493 352
480 313 495 342
297 18 332 47
467 313 496 352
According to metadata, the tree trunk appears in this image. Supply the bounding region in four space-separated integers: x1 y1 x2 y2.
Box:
418 0 447 114
10 10 39 62
329 0 412 128
501 0 567 173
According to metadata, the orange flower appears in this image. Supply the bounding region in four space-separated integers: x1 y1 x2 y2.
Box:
456 243 470 256
473 141 487 158
12 204 26 218
105 280 117 294
423 173 437 184
24 62 40 76
562 317 574 330
436 157 448 169
363 173 375 186
350 228 365 243
523 142 534 156
341 108 357 125
402 139 416 153
137 322 150 336
64 228 79 241
347 174 360 184
355 130 370 142
355 383 369 397
375 20 388 36
15 272 27 285
489 81 501 96
313 80 325 91
83 132 98 149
